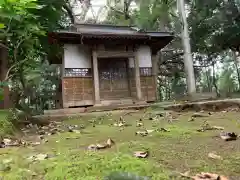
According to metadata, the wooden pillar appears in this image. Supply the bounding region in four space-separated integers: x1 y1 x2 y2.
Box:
56 65 63 109
62 57 67 108
134 53 142 101
92 50 101 105
151 54 158 101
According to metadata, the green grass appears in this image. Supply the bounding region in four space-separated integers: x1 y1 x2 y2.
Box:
0 110 240 179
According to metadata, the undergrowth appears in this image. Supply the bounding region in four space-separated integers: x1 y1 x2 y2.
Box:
0 110 15 136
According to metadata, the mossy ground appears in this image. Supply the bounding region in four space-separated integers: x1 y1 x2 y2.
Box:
0 108 240 179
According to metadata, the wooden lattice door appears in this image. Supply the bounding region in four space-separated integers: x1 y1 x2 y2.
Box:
98 58 130 100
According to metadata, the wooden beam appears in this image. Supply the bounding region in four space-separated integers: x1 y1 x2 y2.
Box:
96 51 134 58
134 53 142 101
92 50 101 105
151 54 158 101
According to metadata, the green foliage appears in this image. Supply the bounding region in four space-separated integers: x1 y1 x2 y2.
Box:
189 0 240 53
218 68 236 95
0 89 3 100
0 0 69 114
0 81 8 101
0 110 14 136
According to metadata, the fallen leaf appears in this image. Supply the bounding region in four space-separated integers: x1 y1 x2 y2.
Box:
106 138 115 147
2 138 12 145
134 151 149 158
192 172 229 180
179 171 191 178
212 126 224 130
38 135 44 140
114 122 125 127
27 153 48 161
208 152 223 160
87 144 97 150
220 132 238 141
146 129 155 133
72 129 81 134
156 128 170 132
88 138 115 150
96 143 108 149
2 139 19 147
31 142 41 146
192 113 208 118
42 139 48 143
135 130 148 136
197 123 224 132
38 130 46 135
35 154 48 161
41 126 49 130
136 122 143 127
188 117 195 122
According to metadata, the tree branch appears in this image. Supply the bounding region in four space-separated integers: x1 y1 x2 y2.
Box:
4 37 29 81
63 3 75 24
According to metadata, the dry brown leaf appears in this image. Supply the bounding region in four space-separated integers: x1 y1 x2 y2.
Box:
197 124 224 132
208 152 223 160
211 126 224 130
134 151 148 158
192 172 229 180
146 129 154 133
179 171 191 178
135 130 148 136
88 144 97 150
157 128 170 132
96 144 108 149
31 142 41 146
2 139 20 147
192 113 208 118
188 117 195 122
136 122 143 127
220 132 237 141
114 122 125 127
88 138 115 150
106 138 115 147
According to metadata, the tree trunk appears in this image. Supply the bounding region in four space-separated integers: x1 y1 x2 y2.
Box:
212 61 220 97
177 0 196 97
233 51 240 91
0 47 11 109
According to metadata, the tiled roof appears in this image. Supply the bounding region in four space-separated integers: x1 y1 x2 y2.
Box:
53 23 173 39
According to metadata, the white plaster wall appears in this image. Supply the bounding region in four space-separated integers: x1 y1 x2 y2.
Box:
64 44 91 68
128 45 152 67
129 57 134 68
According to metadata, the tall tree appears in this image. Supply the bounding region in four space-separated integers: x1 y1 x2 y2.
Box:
177 0 196 96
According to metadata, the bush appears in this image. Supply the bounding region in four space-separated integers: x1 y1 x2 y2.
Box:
0 110 15 136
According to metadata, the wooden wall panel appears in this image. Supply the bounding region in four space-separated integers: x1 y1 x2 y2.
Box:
129 76 157 102
63 77 94 107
